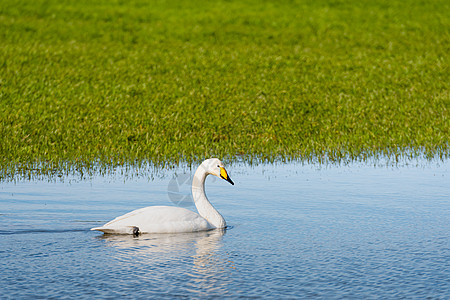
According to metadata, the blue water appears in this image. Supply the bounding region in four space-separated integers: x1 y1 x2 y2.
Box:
1 159 449 299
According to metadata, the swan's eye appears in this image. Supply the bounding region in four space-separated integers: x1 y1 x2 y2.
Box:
217 165 220 168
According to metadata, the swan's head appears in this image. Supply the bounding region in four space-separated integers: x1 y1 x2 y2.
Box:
202 158 234 185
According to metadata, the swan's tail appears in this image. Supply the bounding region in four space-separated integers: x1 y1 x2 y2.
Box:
90 226 138 235
90 227 114 233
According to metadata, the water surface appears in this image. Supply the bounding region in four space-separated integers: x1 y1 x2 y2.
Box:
1 160 449 298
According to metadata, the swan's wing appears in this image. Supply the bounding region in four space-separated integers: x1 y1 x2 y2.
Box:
102 206 160 227
91 206 212 234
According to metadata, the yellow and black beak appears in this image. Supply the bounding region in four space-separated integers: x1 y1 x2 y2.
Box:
220 167 234 185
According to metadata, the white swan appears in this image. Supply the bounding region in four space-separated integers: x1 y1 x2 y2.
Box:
91 158 234 235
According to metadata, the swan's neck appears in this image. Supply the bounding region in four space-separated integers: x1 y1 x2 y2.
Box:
192 165 226 229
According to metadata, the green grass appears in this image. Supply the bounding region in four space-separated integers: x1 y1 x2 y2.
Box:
1 0 449 180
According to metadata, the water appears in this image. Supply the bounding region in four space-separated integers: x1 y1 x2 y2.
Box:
1 159 449 299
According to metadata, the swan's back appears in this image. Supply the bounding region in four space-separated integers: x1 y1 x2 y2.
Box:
91 206 213 234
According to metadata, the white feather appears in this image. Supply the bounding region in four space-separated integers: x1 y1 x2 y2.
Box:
91 158 233 234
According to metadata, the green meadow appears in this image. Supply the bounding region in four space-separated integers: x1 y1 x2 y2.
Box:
0 0 449 179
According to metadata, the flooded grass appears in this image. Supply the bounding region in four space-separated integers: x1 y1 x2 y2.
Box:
1 0 449 180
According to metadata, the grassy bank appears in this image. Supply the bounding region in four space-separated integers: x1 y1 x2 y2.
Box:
1 0 449 179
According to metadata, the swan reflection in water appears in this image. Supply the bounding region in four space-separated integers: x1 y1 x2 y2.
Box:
96 229 235 296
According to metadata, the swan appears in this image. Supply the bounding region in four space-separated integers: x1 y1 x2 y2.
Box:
91 158 234 235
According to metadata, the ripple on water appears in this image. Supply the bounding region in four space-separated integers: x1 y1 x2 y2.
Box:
0 160 449 298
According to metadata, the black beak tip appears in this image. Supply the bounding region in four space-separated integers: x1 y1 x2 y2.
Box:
222 175 234 185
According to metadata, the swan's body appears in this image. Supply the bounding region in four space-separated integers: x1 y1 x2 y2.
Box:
91 206 212 234
91 158 234 234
